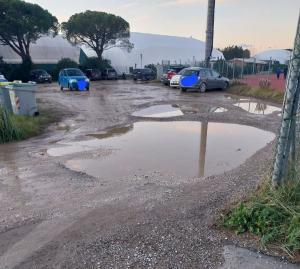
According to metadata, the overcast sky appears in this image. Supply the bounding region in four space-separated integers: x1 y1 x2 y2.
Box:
27 0 299 53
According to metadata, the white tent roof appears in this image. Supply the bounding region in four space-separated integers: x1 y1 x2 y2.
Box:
82 32 224 73
1 32 224 73
254 49 292 64
0 35 80 64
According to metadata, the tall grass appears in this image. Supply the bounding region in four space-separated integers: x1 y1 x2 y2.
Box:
0 107 21 143
0 106 58 144
223 178 300 257
228 84 284 103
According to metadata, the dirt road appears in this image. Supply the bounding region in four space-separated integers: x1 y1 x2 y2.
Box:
0 81 294 268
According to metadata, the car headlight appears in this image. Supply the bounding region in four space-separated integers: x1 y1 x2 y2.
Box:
85 78 90 82
69 79 77 83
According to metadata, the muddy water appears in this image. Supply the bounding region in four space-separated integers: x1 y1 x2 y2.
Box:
48 121 275 179
234 101 281 115
132 105 184 118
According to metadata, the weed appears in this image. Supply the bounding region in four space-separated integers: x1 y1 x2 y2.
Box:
223 179 300 256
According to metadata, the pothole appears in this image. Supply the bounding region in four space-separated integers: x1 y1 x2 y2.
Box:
48 121 275 179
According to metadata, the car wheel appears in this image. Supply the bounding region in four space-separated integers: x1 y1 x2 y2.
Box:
60 85 63 91
199 83 207 93
86 87 90 91
68 84 73 91
223 82 229 90
181 88 187 92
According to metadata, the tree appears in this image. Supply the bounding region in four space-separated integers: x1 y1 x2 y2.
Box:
62 11 133 61
0 0 58 63
221 46 250 60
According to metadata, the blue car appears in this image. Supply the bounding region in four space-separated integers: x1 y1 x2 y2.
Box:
58 68 90 91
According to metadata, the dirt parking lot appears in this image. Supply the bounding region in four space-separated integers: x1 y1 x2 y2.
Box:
0 80 294 268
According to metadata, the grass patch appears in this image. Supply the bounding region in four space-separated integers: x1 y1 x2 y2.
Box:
0 107 59 144
227 84 284 104
223 178 300 257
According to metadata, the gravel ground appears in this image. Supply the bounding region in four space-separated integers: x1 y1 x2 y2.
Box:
0 80 296 269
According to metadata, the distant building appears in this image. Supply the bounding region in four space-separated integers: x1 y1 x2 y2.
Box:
254 49 292 65
0 32 224 74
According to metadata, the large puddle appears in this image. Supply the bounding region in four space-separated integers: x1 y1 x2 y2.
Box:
48 121 275 179
234 101 281 115
132 105 184 118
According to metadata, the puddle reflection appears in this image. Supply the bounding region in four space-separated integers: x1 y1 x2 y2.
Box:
234 101 281 115
48 121 276 179
132 105 183 118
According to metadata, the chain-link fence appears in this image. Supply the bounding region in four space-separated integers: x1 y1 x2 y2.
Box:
272 14 300 186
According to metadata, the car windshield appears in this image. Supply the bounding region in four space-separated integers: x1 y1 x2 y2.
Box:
108 70 116 74
181 69 199 76
66 69 84 76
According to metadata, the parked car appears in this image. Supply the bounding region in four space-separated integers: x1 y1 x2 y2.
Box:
170 69 185 88
0 72 7 82
179 67 229 92
58 68 90 91
102 68 118 80
85 69 102 81
29 69 52 83
161 67 185 86
132 68 156 81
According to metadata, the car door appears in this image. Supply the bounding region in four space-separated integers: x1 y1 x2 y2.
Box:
211 70 223 89
204 69 216 89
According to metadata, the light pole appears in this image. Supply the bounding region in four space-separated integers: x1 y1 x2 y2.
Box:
140 53 143 68
205 0 216 68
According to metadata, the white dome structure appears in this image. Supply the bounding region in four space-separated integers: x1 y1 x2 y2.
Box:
83 32 224 73
0 35 80 64
254 49 292 65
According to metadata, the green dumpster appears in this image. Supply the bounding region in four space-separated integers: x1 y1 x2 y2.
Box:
0 82 13 113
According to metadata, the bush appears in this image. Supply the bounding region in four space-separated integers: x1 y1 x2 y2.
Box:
259 79 271 89
9 58 33 82
224 179 300 256
52 58 78 80
82 57 111 72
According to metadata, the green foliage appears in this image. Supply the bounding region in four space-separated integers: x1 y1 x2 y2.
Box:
0 0 58 62
0 107 21 143
224 180 300 255
221 46 251 60
10 58 33 82
52 58 78 80
0 57 13 79
62 11 133 60
145 64 157 74
82 57 111 72
0 106 58 144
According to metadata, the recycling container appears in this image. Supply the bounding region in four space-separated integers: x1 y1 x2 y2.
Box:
0 82 13 113
11 82 39 116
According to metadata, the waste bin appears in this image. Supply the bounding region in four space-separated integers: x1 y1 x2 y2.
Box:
11 82 39 116
0 82 13 113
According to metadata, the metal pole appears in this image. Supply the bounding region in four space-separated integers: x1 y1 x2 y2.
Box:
241 57 244 79
252 58 256 74
232 59 236 79
272 13 300 186
205 0 216 67
140 53 143 68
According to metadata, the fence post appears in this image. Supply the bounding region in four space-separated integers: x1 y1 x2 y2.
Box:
272 13 300 186
232 59 236 79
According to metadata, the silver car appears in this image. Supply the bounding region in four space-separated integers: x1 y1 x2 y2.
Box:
179 67 229 92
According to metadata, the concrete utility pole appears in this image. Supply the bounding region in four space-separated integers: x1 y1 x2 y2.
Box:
205 0 216 68
272 13 300 186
